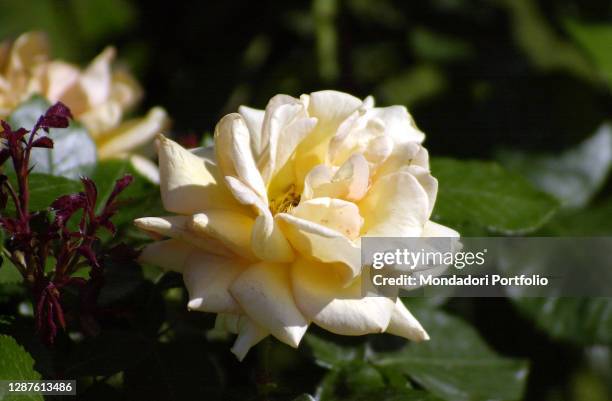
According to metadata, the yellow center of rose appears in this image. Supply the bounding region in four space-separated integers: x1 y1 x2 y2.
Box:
269 185 301 215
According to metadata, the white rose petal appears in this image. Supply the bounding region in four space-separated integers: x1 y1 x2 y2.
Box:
230 262 309 348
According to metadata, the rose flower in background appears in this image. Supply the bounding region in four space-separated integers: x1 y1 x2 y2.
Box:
135 90 459 360
0 31 169 178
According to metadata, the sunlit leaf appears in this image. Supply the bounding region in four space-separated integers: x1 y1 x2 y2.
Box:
431 158 559 235
0 335 42 401
313 0 339 82
0 259 23 285
377 65 446 107
498 124 612 208
409 28 474 63
2 172 82 215
501 0 593 80
566 19 612 87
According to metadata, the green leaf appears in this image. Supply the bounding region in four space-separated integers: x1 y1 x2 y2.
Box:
0 259 23 285
89 159 164 228
0 335 42 401
306 334 443 400
431 158 559 235
305 334 360 368
317 368 341 401
500 0 594 81
374 310 528 401
514 298 612 345
8 96 97 180
342 362 386 394
313 0 339 82
2 172 82 215
0 227 20 284
498 124 612 208
540 200 612 236
377 65 446 107
409 27 474 63
565 19 612 86
317 365 444 401
515 203 612 345
0 0 77 58
69 0 136 42
26 174 83 211
307 334 446 400
0 283 24 304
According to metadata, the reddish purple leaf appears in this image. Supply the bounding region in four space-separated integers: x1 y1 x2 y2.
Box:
49 294 66 330
109 175 133 202
13 128 29 141
100 219 116 235
81 177 98 210
32 136 54 149
104 174 133 211
39 102 73 132
46 102 73 120
78 244 100 268
51 193 86 227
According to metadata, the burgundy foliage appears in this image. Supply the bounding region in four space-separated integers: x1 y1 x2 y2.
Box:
0 102 133 344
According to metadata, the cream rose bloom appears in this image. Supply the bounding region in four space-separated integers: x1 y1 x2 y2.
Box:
135 90 458 360
0 32 169 161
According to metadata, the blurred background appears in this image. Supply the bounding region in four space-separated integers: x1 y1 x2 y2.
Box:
2 0 610 159
1 1 611 400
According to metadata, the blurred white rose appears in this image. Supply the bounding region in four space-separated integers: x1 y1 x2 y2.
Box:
135 90 458 360
0 32 169 166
